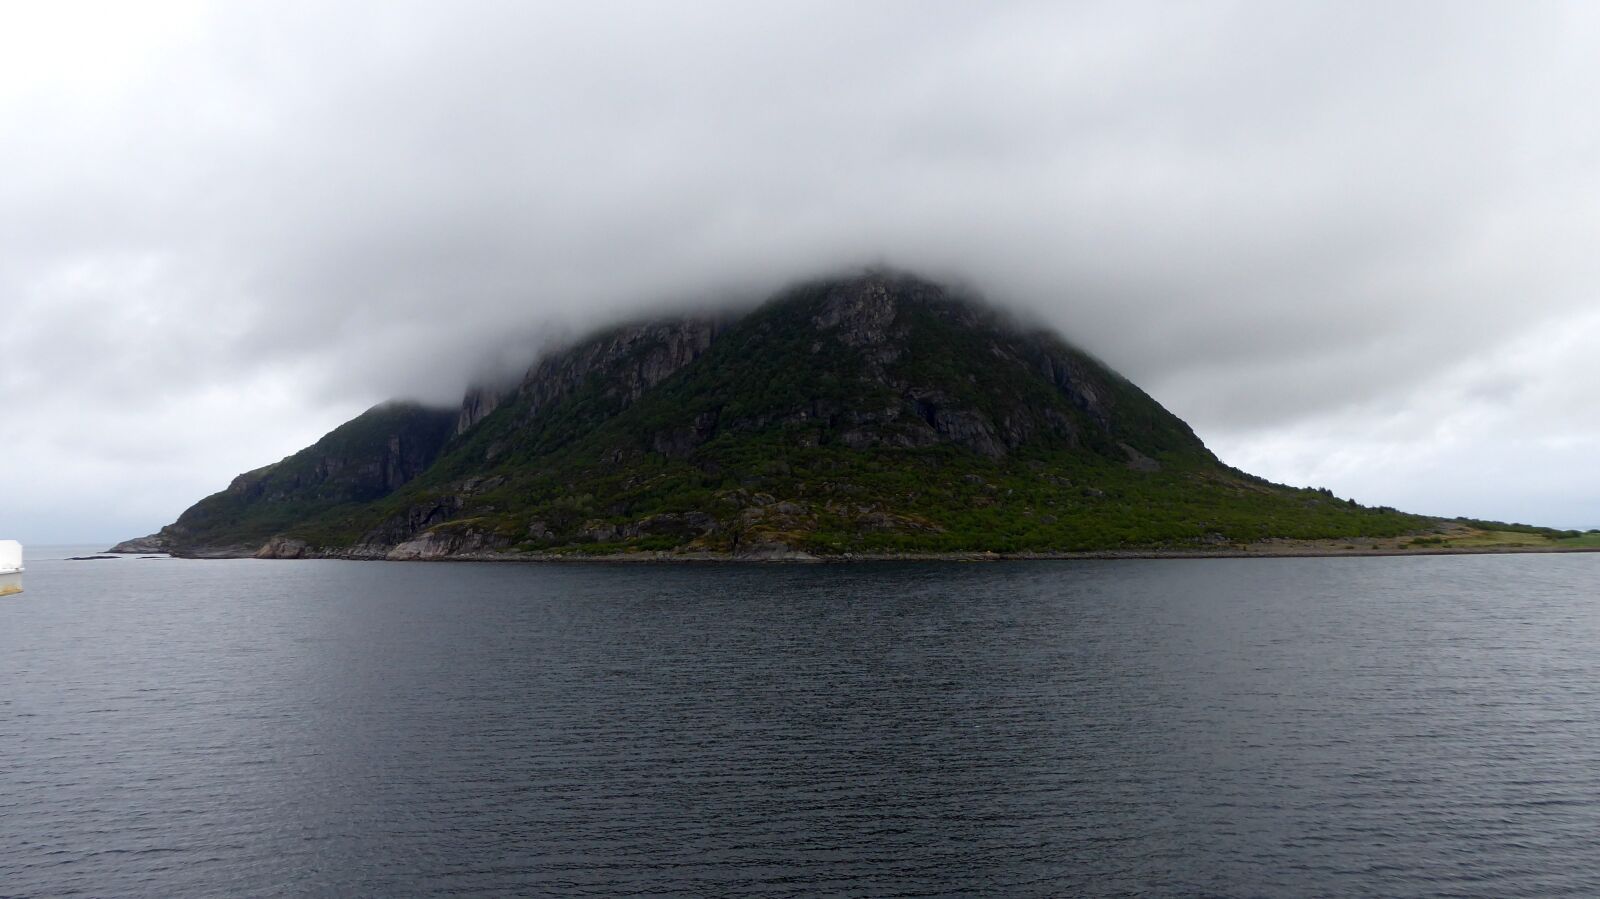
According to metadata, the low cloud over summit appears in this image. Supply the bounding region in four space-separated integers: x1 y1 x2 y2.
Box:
4 1 1599 541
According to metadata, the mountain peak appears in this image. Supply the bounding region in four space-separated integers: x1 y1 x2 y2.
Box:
121 271 1428 558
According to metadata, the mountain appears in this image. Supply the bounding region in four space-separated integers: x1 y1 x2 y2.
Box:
113 403 456 556
117 271 1433 559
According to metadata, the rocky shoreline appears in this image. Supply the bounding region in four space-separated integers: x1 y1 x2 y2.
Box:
108 541 1600 564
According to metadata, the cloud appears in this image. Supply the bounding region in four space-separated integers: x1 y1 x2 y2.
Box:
3 1 1599 541
1211 309 1600 527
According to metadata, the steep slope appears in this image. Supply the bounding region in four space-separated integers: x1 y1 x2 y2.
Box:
113 402 456 554
124 271 1431 559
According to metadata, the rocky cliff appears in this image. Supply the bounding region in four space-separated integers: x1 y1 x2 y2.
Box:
120 271 1429 558
113 402 456 554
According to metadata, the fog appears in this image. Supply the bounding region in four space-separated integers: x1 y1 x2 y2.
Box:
4 1 1598 542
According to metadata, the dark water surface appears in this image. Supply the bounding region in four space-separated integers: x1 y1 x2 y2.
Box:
4 549 1600 897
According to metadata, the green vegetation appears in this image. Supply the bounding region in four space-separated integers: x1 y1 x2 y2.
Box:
1432 530 1551 548
1408 518 1600 550
265 277 1434 555
148 273 1581 558
158 402 456 548
300 439 1428 556
1390 525 1600 551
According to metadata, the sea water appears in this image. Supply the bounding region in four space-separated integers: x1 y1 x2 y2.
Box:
4 548 1600 896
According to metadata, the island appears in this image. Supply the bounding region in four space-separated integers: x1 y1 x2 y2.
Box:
112 272 1599 561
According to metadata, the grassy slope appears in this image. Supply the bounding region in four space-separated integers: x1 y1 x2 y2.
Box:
165 402 456 548
285 283 1433 554
1399 522 1600 551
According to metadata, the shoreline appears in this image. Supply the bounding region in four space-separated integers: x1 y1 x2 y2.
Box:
110 543 1600 564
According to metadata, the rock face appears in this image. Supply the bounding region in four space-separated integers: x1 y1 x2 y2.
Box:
255 536 311 559
137 401 456 555
108 534 169 554
120 270 1423 558
456 318 723 436
385 527 509 560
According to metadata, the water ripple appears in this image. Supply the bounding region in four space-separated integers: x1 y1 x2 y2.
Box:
3 553 1600 896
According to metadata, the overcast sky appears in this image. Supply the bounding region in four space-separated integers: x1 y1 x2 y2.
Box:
4 1 1598 544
